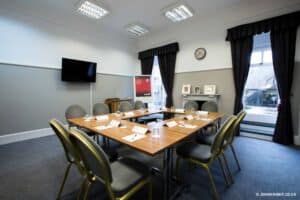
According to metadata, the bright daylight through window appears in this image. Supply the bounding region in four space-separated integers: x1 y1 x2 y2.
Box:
242 32 279 136
149 56 166 109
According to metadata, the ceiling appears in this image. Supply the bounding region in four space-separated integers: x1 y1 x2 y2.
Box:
1 0 300 39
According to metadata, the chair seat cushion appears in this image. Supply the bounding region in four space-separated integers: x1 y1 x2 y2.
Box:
111 157 150 197
196 134 216 145
176 142 212 163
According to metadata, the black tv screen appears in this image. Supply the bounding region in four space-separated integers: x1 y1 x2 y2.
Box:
61 58 97 82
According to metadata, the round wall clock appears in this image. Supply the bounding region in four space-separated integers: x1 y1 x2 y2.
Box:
194 48 206 60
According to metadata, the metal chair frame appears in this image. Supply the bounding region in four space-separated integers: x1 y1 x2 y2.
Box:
49 119 86 199
70 128 152 200
176 116 236 200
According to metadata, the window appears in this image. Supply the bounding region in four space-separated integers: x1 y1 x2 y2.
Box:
250 49 273 65
149 56 166 109
241 32 278 136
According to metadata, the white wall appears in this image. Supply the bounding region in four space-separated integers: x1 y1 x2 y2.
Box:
0 9 138 76
137 2 300 74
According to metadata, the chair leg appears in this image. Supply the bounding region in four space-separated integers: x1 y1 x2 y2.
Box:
175 157 181 183
148 179 152 200
204 166 219 200
77 178 87 200
82 181 92 200
96 135 100 144
222 153 234 184
217 157 230 186
230 144 241 171
57 162 72 199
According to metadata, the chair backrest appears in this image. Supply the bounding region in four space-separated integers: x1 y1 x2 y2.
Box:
226 110 246 144
201 101 218 112
184 100 198 111
65 105 87 120
135 100 146 109
118 101 134 112
210 116 236 156
69 128 112 184
49 119 84 174
93 103 110 115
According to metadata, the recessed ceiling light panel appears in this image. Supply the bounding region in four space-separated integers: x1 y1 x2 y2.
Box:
77 0 109 19
125 24 149 37
163 2 194 22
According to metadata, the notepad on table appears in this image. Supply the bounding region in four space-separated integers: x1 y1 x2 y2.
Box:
165 121 177 128
124 112 134 117
122 133 146 142
96 115 109 121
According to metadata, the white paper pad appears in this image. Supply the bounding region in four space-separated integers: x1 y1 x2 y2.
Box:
179 124 197 129
175 109 185 113
84 117 94 121
132 126 148 134
166 121 177 127
109 120 120 127
184 115 194 120
197 111 209 116
199 118 212 122
122 133 146 142
124 112 134 117
95 125 112 130
96 115 109 121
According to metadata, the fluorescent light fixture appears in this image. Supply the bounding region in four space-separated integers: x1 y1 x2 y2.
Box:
125 24 149 37
163 2 194 22
77 0 109 19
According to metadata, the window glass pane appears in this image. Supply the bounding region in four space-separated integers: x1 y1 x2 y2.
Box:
250 51 262 64
263 50 273 63
150 56 166 109
244 65 279 108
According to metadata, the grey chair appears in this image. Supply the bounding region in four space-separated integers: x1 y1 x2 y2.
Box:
176 116 236 199
118 101 134 112
65 104 87 120
197 111 246 175
65 104 98 142
93 103 110 115
201 101 218 112
184 100 199 111
201 101 218 135
134 100 146 109
69 128 152 200
49 119 85 199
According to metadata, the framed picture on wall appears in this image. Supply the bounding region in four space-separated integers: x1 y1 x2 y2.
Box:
203 85 217 95
182 84 191 95
194 86 201 95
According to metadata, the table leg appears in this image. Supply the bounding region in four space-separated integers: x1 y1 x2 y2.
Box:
163 148 172 200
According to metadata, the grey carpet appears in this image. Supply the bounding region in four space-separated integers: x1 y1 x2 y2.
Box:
0 135 299 200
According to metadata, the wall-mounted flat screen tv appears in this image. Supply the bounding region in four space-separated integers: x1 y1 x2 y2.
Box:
61 58 97 82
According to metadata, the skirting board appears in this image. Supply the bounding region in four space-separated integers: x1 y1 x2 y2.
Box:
241 132 300 146
240 132 272 141
294 135 300 146
0 128 54 145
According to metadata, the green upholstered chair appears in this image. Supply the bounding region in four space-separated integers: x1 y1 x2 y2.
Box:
65 104 98 142
134 100 146 109
93 102 112 148
176 116 236 200
65 104 87 119
118 101 134 112
201 101 218 112
49 119 85 199
69 128 152 200
201 101 219 135
184 100 199 111
93 103 110 115
197 111 246 174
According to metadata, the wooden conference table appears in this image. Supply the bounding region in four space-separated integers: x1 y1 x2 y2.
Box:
69 108 224 199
